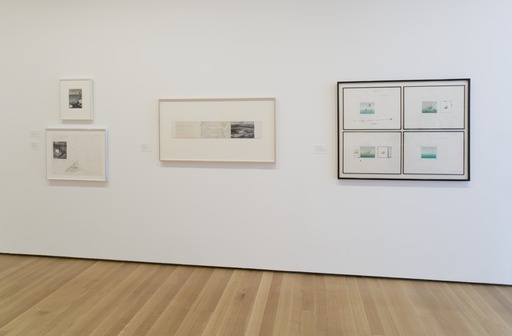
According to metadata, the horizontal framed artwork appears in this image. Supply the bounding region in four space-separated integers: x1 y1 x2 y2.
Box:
342 86 401 130
403 131 465 176
60 79 93 120
46 128 108 181
338 79 470 180
159 98 276 162
342 132 402 175
403 85 466 129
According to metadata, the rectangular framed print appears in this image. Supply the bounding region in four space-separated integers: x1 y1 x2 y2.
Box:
46 128 108 181
159 98 276 162
338 79 469 180
403 131 465 176
342 132 402 175
60 79 93 120
403 85 466 129
342 86 401 130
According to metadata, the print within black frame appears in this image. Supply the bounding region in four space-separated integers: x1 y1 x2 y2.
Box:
337 79 470 181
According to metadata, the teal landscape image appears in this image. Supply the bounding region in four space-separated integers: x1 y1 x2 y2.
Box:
421 146 437 159
360 102 375 114
360 146 376 158
422 101 437 113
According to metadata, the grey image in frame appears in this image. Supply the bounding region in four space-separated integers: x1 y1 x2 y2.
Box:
53 141 67 159
69 88 83 109
231 121 255 138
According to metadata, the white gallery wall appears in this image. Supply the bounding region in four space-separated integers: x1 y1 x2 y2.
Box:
1 0 511 285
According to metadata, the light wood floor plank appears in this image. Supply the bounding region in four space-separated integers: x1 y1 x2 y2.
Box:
0 255 36 280
311 275 329 335
272 272 300 335
345 276 373 335
87 263 174 336
0 257 67 305
239 271 273 335
324 275 358 335
57 262 146 336
117 265 183 335
416 281 482 336
199 269 249 335
145 267 214 335
1 254 512 336
380 279 428 336
173 268 234 336
39 261 128 336
358 277 388 335
0 258 92 330
1 259 98 336
257 271 283 335
465 285 512 334
211 269 264 336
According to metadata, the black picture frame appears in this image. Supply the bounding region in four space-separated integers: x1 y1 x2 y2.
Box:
337 79 470 181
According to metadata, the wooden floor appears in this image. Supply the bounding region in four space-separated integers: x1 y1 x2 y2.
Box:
1 254 511 336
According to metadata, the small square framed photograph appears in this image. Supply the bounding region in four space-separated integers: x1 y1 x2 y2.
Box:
46 128 108 181
60 79 93 120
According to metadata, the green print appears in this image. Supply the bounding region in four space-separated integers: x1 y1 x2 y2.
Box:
422 101 437 113
360 146 376 158
360 102 375 114
421 146 437 159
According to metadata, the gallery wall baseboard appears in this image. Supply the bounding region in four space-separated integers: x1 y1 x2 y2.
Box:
3 252 510 287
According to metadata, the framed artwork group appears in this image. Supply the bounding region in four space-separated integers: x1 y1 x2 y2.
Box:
46 79 108 182
45 77 470 183
337 79 470 180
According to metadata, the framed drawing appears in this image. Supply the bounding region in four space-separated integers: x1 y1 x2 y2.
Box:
342 132 402 175
404 85 466 129
403 131 465 175
60 79 93 120
46 128 108 181
342 86 401 130
159 98 276 162
338 79 470 180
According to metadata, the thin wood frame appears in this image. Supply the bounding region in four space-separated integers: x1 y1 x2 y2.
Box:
60 79 93 120
159 98 276 162
46 128 108 181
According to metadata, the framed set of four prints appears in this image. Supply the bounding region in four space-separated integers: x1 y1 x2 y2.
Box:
337 79 470 180
47 79 109 182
